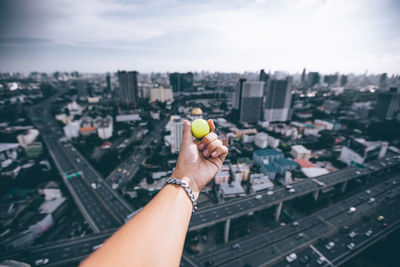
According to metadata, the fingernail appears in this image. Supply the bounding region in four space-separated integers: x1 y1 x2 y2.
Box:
203 149 209 156
212 151 217 157
199 143 204 149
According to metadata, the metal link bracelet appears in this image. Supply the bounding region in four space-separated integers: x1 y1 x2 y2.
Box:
165 178 198 213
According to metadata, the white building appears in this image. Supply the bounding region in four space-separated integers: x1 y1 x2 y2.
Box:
249 173 274 192
339 138 388 165
17 129 39 146
219 181 246 198
290 145 311 160
63 121 81 140
96 115 113 140
150 87 174 103
0 143 19 161
255 132 269 148
170 115 184 154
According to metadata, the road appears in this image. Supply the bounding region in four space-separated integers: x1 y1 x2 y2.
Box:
196 174 400 267
28 90 134 233
2 169 399 266
187 155 400 231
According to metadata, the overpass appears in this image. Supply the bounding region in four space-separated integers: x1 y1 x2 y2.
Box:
2 172 399 266
196 174 400 267
188 155 400 243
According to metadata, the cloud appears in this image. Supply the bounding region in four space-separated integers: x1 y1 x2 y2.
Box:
0 0 399 73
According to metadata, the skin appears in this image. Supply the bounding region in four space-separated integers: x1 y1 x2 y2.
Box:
81 119 228 267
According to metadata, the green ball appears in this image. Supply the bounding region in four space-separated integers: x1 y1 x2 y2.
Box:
191 119 210 139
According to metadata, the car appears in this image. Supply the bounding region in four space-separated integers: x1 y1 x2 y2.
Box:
356 171 361 175
285 185 293 190
348 231 357 238
92 243 103 250
91 183 97 189
295 233 304 240
255 194 262 200
380 222 388 229
288 188 296 193
347 242 356 250
340 225 349 233
368 198 376 204
202 235 208 243
392 181 397 185
286 253 297 263
292 221 300 227
325 241 335 250
359 196 364 201
366 190 371 194
231 243 240 250
204 259 214 266
299 255 310 264
76 158 81 163
365 230 373 237
377 215 384 222
348 207 356 214
316 256 326 265
35 258 49 266
267 191 274 196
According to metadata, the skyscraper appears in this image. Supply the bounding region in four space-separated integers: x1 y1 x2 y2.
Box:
169 72 194 92
170 115 184 154
117 71 139 109
307 72 320 88
106 73 112 91
263 77 292 122
259 69 270 82
373 87 400 120
301 68 306 86
232 79 264 124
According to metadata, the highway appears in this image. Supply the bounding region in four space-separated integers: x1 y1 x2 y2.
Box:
187 155 400 231
2 171 399 266
196 174 400 267
105 104 178 190
28 91 134 232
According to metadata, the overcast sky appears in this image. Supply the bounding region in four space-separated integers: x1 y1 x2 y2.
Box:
0 0 399 74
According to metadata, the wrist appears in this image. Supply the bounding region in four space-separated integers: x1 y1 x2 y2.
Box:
171 170 200 200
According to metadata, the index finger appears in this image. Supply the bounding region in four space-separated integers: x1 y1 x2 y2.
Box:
207 119 215 132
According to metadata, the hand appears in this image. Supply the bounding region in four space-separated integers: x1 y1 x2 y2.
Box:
172 119 228 198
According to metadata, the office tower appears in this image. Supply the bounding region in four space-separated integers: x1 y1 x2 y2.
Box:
170 115 184 154
232 79 264 124
373 87 400 120
259 69 269 82
379 73 387 89
150 87 174 103
301 68 306 86
117 71 139 109
323 74 338 86
169 72 194 92
340 75 348 86
307 72 320 87
106 73 112 91
263 77 292 122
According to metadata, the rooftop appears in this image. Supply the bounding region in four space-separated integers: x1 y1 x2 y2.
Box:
254 148 283 157
274 158 298 167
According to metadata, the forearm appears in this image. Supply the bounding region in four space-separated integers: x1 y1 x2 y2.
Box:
81 177 198 267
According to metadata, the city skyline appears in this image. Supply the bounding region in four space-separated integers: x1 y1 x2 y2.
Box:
1 0 400 74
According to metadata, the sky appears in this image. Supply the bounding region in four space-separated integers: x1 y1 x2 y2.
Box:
0 0 399 74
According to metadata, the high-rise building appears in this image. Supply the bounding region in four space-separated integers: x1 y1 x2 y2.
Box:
259 69 270 82
301 68 306 86
340 75 348 86
232 79 264 123
106 73 112 91
307 72 320 87
169 72 194 92
263 77 292 122
117 71 139 109
373 87 400 120
379 73 388 89
170 115 184 154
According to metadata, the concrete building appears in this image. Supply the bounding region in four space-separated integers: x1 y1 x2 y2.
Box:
17 129 39 146
170 115 184 154
150 87 174 103
95 115 113 140
339 138 388 165
232 79 264 124
63 121 81 140
117 71 139 109
249 173 274 192
272 158 298 174
263 77 292 122
219 181 246 198
169 72 194 92
255 132 280 149
0 143 20 161
253 148 284 167
373 87 400 120
290 145 311 160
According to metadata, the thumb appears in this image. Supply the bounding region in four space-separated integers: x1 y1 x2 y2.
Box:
181 120 193 147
